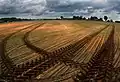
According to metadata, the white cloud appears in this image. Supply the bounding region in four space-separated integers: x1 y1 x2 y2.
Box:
69 0 91 2
74 9 88 14
93 0 107 3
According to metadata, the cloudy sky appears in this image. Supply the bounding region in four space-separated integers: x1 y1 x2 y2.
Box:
0 0 120 20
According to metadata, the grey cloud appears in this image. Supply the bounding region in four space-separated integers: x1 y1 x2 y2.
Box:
0 0 46 16
45 0 109 17
0 0 120 20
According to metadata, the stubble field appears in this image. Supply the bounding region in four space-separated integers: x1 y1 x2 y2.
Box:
0 20 120 82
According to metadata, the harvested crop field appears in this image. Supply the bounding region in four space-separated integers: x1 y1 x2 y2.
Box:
0 20 120 82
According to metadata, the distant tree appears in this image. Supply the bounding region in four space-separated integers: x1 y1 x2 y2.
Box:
83 17 86 20
76 16 79 20
73 16 79 20
90 16 93 20
110 19 113 22
104 16 108 21
79 16 83 20
88 18 90 20
107 20 110 22
73 16 76 20
94 16 98 20
115 21 120 23
60 16 64 19
89 16 98 21
98 18 103 21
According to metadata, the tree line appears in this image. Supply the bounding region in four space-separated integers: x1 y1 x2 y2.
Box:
0 17 34 23
1 16 120 23
60 16 114 22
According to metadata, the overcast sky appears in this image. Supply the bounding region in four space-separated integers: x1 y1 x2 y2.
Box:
0 0 120 20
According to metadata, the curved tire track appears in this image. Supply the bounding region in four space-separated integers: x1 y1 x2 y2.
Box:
11 25 110 82
0 22 40 77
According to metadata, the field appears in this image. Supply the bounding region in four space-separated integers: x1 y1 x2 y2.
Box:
0 20 120 82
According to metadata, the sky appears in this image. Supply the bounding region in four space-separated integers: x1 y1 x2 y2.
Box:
0 0 120 20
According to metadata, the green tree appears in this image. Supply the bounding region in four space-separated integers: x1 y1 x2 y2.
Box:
60 16 64 19
104 16 108 21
